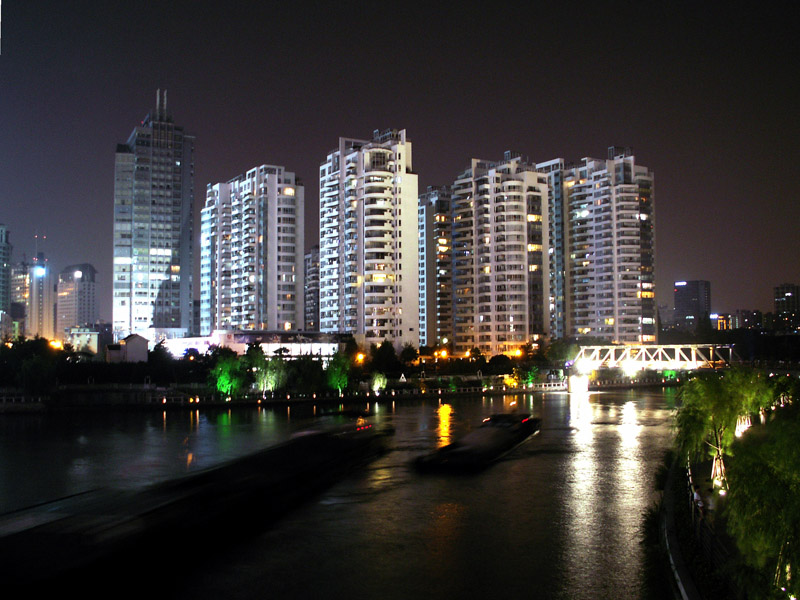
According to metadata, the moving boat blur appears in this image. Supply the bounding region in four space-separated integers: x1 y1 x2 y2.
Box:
0 416 393 589
414 413 540 472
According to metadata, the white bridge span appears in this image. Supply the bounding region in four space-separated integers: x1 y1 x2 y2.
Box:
567 344 739 392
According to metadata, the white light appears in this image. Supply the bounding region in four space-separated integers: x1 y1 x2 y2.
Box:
74 270 82 279
675 281 687 286
34 266 46 277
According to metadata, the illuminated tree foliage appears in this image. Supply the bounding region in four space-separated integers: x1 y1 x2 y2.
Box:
725 399 800 597
326 351 350 395
211 352 246 396
371 372 387 393
674 368 772 487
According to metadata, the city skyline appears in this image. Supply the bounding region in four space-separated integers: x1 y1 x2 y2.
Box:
1 2 798 321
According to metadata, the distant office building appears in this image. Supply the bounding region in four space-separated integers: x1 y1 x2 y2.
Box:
319 129 419 350
731 309 762 330
112 90 195 341
26 253 54 339
710 313 731 330
304 245 320 331
418 185 453 348
201 164 305 334
774 283 800 331
674 280 711 330
9 260 30 337
560 148 655 343
0 224 10 315
56 264 98 340
450 153 550 356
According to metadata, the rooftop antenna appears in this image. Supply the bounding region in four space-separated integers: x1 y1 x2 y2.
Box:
156 88 161 115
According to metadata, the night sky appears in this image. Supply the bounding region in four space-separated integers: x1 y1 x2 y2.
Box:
1 2 797 322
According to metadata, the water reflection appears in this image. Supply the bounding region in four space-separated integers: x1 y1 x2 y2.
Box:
437 403 453 448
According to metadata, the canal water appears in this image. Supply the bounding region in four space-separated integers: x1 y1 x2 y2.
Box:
0 388 677 599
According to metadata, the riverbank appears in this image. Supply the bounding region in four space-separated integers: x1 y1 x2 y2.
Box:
0 377 680 414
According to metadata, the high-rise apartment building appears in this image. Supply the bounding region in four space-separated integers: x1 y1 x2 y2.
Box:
418 186 453 348
674 280 711 330
112 90 195 341
56 264 98 340
201 164 304 334
304 245 320 331
561 147 655 343
0 224 11 314
319 129 419 349
450 153 550 356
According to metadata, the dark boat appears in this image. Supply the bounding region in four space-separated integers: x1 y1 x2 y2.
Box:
0 417 393 589
414 413 540 472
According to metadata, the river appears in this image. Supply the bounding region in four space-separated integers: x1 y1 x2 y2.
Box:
0 388 677 599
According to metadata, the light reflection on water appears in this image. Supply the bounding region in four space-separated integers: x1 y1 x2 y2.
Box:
1 390 675 599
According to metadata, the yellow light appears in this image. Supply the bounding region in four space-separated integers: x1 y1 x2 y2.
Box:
49 340 63 350
356 353 365 363
440 350 447 358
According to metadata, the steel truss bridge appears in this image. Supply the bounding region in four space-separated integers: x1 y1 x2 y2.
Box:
570 344 740 374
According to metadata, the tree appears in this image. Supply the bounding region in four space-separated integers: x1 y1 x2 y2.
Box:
544 338 580 366
674 368 772 488
326 351 350 395
371 372 387 393
210 351 246 396
399 343 418 365
725 400 800 597
370 340 400 374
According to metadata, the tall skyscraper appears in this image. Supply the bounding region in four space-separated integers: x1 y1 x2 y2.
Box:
112 90 195 341
304 245 320 331
418 186 453 348
561 147 655 343
0 224 11 314
449 153 550 356
201 164 305 334
319 129 419 350
56 264 98 340
674 280 711 330
27 252 54 339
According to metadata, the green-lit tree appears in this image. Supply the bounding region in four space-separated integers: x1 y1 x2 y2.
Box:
674 368 772 488
326 351 350 395
210 351 246 397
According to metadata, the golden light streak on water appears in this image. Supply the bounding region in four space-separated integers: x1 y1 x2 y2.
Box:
437 403 453 448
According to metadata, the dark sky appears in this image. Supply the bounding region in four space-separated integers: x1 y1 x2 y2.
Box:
1 1 798 321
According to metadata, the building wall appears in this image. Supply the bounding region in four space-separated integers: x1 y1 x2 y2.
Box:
56 264 98 340
27 254 54 339
304 245 320 331
0 224 11 314
450 154 550 356
319 129 419 350
673 279 711 330
564 148 655 343
112 90 194 341
201 165 304 334
418 186 453 348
